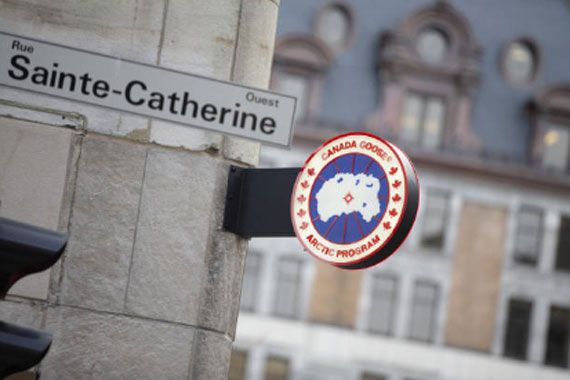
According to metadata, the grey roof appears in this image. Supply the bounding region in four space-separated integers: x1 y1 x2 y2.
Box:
275 0 570 161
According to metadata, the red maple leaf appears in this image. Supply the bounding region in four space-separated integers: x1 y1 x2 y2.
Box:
297 194 307 203
383 221 392 230
393 180 401 188
301 180 309 189
297 209 306 218
307 168 315 176
392 194 401 202
389 167 398 175
300 222 309 230
389 208 398 217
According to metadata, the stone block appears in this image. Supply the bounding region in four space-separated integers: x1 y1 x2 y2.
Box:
222 136 260 167
196 229 247 338
150 120 223 152
231 0 278 88
159 0 239 77
59 135 146 312
0 300 45 329
221 0 278 165
41 306 195 380
150 0 240 151
0 0 164 64
0 88 150 138
0 117 75 300
188 329 232 380
125 149 226 327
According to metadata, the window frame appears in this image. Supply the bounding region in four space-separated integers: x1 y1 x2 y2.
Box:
419 188 451 252
544 305 570 368
373 2 482 153
500 38 540 87
554 213 570 273
502 297 533 361
408 280 440 343
533 115 570 174
512 205 544 267
313 2 356 53
399 90 448 150
272 256 304 319
366 274 398 336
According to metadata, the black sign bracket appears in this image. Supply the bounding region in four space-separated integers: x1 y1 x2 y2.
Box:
223 166 300 238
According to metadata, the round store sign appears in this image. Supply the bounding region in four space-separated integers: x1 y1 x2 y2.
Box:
291 132 420 270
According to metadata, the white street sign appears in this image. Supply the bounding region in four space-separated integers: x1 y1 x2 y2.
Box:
0 31 297 147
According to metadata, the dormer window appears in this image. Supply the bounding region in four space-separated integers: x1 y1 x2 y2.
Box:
315 3 354 53
503 40 538 86
540 122 569 172
530 85 570 174
367 2 481 154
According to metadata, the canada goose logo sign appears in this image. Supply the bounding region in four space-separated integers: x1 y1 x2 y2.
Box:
291 132 420 270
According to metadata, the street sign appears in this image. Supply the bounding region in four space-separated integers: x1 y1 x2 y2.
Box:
291 133 419 270
0 31 296 147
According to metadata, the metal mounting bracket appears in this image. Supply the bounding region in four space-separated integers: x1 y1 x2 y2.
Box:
223 166 300 238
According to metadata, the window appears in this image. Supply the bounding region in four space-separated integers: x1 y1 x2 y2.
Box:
409 281 439 342
360 372 386 380
273 72 309 123
374 2 481 153
416 28 449 64
400 92 447 150
503 299 532 360
273 257 303 318
229 350 248 380
539 122 570 172
513 206 543 266
315 3 353 52
420 190 450 250
554 214 570 272
240 251 262 312
544 306 570 368
503 41 537 85
367 275 397 335
264 356 290 380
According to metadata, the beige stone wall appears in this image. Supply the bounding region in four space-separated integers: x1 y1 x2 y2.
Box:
445 201 507 352
309 261 363 328
0 0 280 378
0 117 78 300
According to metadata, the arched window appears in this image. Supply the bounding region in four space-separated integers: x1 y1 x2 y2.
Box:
366 1 481 154
502 40 539 86
314 3 354 53
416 27 449 64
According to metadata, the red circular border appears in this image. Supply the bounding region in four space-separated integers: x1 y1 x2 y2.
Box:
290 132 412 268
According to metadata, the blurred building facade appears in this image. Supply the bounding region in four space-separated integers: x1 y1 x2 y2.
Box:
230 1 570 380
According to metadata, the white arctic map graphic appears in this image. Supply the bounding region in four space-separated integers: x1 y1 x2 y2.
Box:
315 173 381 223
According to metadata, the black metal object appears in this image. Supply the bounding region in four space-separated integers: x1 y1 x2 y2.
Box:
223 166 300 238
0 217 68 298
0 321 52 378
0 217 68 377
